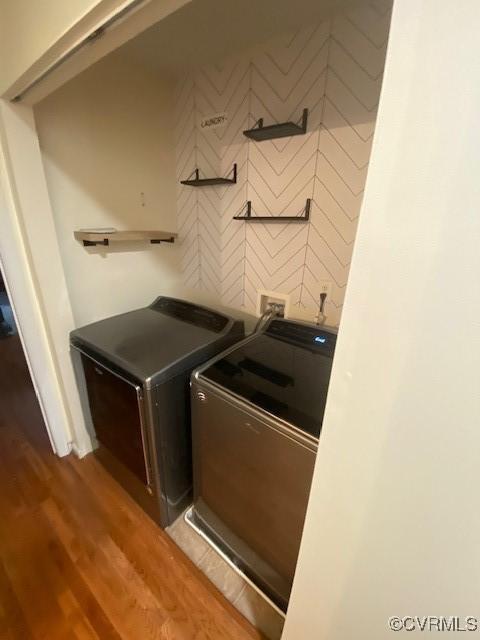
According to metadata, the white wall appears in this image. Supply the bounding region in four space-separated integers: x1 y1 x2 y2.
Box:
35 49 181 327
0 0 105 95
283 1 480 638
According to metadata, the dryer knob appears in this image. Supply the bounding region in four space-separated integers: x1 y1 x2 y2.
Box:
196 391 207 403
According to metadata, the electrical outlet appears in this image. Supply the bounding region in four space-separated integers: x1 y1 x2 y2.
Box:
256 290 291 319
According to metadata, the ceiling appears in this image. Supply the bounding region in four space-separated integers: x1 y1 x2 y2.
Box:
119 0 369 78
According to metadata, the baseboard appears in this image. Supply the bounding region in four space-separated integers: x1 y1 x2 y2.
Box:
71 442 92 459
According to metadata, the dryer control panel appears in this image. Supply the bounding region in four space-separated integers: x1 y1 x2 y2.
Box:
150 297 229 332
266 319 337 355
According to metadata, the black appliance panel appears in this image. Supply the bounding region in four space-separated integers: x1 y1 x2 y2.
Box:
266 319 336 355
200 323 337 437
81 354 150 487
150 297 228 332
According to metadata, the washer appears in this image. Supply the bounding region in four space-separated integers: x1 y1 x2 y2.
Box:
189 317 337 611
70 297 244 527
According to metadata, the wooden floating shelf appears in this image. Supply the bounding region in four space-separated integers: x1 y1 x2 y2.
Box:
233 199 311 223
74 230 177 247
181 164 237 187
243 109 308 142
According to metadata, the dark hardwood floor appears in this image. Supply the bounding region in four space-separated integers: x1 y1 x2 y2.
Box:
0 335 263 640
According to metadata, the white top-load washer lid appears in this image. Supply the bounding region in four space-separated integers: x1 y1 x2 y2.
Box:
70 297 244 387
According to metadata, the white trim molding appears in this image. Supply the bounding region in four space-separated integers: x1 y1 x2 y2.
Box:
3 0 191 104
0 99 91 456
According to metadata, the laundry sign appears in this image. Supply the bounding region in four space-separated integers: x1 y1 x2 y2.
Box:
199 112 228 131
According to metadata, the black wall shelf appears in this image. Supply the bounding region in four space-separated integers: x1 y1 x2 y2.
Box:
233 199 311 222
243 109 308 142
181 163 237 187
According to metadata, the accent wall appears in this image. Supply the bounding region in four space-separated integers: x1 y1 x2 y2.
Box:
174 0 392 326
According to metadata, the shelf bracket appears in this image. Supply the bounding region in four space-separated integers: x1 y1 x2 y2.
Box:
243 109 309 141
150 237 175 244
180 163 237 187
83 238 109 247
233 199 311 222
299 108 308 132
76 231 177 247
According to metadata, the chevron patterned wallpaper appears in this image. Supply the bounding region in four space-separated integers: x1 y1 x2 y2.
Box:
174 0 392 326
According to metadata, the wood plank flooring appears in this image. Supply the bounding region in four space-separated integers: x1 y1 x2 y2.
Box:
0 335 263 640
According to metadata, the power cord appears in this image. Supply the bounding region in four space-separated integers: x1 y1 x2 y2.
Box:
316 292 327 325
254 303 284 333
254 308 274 333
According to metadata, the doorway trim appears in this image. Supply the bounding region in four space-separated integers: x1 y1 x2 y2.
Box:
0 129 74 456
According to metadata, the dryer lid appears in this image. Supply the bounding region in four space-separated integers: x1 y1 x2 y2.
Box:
70 297 240 385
